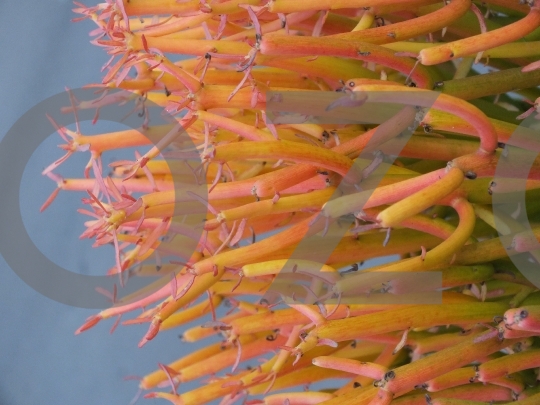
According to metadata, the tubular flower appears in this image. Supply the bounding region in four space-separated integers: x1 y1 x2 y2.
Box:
43 0 540 404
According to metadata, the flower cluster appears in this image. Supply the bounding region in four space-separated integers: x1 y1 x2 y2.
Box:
42 0 540 404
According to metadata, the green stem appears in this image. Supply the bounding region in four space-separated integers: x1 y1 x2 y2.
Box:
440 66 540 100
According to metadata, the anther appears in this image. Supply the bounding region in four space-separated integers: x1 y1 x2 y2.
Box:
384 370 396 381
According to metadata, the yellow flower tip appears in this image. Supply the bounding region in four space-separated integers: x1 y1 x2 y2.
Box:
375 211 392 230
376 167 464 228
418 47 453 66
138 378 152 391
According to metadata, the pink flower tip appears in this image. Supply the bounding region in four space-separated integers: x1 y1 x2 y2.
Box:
75 314 102 335
317 338 338 348
145 320 161 340
138 337 149 348
522 60 540 73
